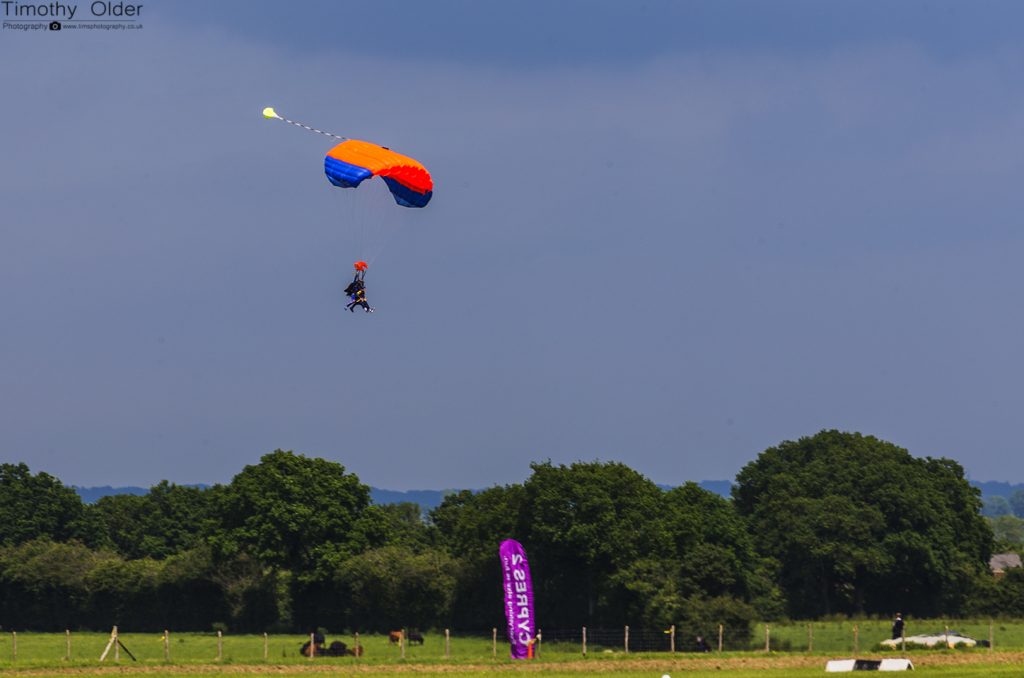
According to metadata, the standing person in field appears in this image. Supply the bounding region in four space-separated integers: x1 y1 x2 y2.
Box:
891 613 904 640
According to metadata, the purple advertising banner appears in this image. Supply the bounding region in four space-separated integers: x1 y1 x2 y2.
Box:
499 538 535 659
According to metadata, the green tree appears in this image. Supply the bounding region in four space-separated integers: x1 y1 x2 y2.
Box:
988 515 1024 549
0 538 234 631
734 430 993 617
205 451 372 631
0 463 99 547
338 545 457 631
155 546 229 630
965 566 1024 617
86 556 162 629
610 483 778 630
212 450 371 571
521 461 669 626
432 465 768 630
663 483 759 600
431 485 525 629
983 496 1012 518
360 502 434 551
675 595 756 650
92 481 216 559
432 487 526 562
0 539 106 629
1009 489 1024 519
292 501 436 632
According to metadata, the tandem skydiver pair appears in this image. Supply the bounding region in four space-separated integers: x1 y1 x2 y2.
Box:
344 261 373 313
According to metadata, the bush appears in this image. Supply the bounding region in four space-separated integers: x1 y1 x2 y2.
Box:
674 595 756 650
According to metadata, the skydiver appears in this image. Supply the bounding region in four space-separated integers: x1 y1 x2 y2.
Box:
344 271 363 298
344 271 374 313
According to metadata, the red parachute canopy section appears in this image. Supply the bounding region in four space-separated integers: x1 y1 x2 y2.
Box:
354 261 368 272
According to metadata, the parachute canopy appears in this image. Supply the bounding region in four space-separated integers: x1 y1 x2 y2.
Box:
325 140 433 208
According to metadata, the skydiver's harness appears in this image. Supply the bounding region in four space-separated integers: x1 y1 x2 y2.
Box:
345 273 365 301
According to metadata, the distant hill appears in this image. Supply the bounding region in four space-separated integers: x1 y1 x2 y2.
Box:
971 480 1024 498
73 480 736 510
73 485 153 503
695 480 733 497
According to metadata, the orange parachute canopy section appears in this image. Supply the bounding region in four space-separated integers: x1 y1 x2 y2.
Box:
324 140 433 208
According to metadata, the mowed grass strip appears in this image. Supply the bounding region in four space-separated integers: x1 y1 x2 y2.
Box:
6 659 1024 678
1 625 1023 670
0 632 569 667
763 618 1024 652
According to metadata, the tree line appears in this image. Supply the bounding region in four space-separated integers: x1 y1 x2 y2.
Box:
981 487 1024 518
1 430 1022 636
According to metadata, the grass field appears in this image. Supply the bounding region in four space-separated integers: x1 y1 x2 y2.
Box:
5 658 1024 678
761 618 1024 652
0 624 1022 675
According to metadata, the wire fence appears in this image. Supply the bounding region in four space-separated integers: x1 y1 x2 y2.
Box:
0 619 1015 666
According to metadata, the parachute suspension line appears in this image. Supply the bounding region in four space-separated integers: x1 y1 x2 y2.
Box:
358 186 367 259
362 194 401 266
262 107 347 141
339 187 374 264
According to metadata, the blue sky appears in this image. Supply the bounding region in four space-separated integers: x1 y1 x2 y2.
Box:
2 1 1023 489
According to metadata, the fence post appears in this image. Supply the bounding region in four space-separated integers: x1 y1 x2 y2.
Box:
718 623 723 652
989 619 994 652
217 630 222 661
263 632 268 660
944 624 949 649
582 626 587 657
66 629 72 661
624 625 630 654
12 631 16 663
308 633 315 660
808 623 813 653
445 628 450 659
114 626 119 662
764 624 770 652
492 628 497 658
401 628 406 659
670 624 676 653
854 624 859 654
163 630 169 661
354 632 360 660
99 626 117 662
536 629 542 658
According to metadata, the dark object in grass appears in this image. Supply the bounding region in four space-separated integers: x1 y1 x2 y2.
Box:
300 639 363 657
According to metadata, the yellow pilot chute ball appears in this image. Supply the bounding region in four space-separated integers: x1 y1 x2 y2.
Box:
263 107 279 119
